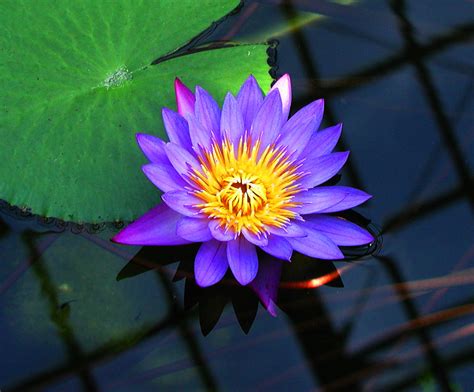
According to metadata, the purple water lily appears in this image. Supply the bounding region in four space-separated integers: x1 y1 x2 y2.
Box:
112 74 373 315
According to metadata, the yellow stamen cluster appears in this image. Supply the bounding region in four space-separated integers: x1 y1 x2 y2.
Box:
188 136 302 236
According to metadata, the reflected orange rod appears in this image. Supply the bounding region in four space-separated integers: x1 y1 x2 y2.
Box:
279 264 354 289
399 323 474 362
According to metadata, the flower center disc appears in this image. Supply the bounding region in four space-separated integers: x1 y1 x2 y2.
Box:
223 174 266 213
190 136 302 236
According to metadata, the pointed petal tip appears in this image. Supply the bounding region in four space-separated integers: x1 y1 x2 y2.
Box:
195 272 218 288
174 78 195 116
135 132 148 148
273 73 291 86
245 74 258 83
330 122 343 135
364 230 376 244
109 229 136 246
141 163 153 176
267 300 278 317
134 132 169 163
174 78 190 96
312 98 324 112
240 74 261 94
272 74 291 98
174 77 184 88
195 85 210 97
110 234 121 244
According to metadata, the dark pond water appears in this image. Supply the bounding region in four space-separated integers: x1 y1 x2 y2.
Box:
1 0 473 391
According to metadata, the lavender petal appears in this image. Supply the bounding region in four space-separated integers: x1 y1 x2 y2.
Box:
176 217 213 242
142 163 188 192
112 204 190 246
288 224 343 259
303 215 374 246
208 220 235 241
250 89 283 147
162 108 192 151
195 86 221 137
220 92 245 144
260 235 293 261
237 75 264 132
293 186 371 214
165 142 200 182
187 113 214 151
266 223 307 238
195 240 228 287
278 99 324 158
242 228 268 247
299 151 350 189
136 133 168 164
301 123 343 158
227 236 259 285
161 190 204 217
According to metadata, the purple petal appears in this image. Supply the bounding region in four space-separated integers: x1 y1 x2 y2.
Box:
142 163 187 192
195 86 221 136
195 240 228 287
208 220 235 241
270 74 292 121
249 255 283 316
260 235 293 261
242 228 268 247
186 114 213 151
162 108 192 151
220 93 245 144
161 191 203 217
175 78 195 117
250 89 283 147
165 142 200 181
237 75 264 132
292 188 345 214
288 224 343 259
112 204 190 246
306 186 372 213
278 99 324 158
299 151 350 188
136 133 167 164
266 223 307 238
227 236 258 285
293 186 371 214
303 215 374 246
176 217 213 242
301 123 343 158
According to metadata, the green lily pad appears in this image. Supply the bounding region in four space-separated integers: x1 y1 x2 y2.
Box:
0 0 272 223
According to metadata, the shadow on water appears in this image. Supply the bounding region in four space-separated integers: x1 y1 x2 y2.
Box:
1 0 474 391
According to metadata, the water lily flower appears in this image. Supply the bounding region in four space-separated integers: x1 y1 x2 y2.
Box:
112 74 373 315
